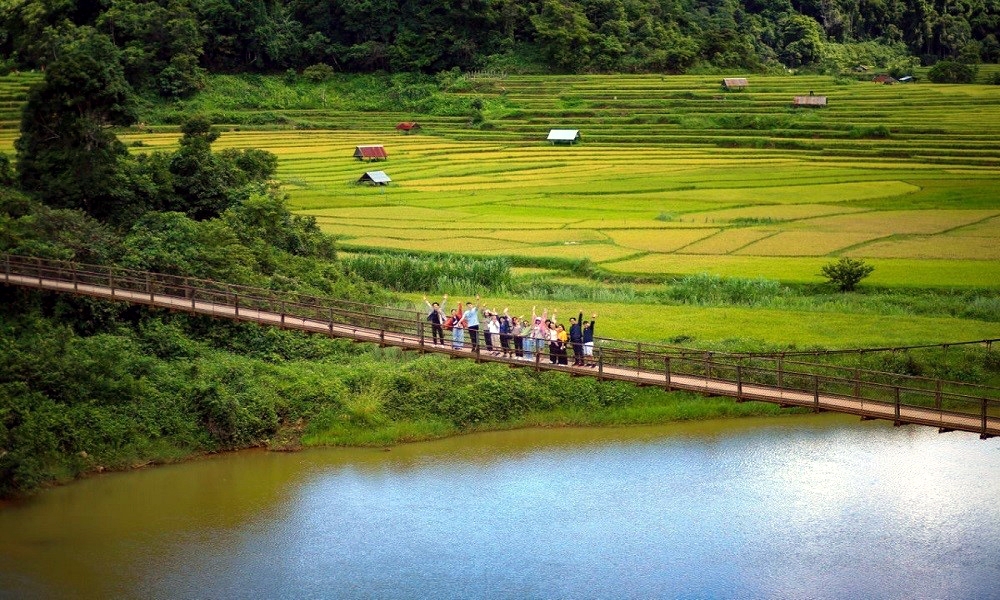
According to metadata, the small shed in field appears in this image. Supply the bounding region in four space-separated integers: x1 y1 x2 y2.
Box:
357 171 391 185
793 95 827 107
872 74 898 85
396 122 421 133
354 145 388 161
722 77 749 90
547 129 581 144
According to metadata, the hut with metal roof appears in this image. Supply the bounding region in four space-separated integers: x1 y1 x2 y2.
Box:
354 145 388 161
722 77 749 90
547 129 581 144
792 95 827 107
396 122 421 133
357 171 391 185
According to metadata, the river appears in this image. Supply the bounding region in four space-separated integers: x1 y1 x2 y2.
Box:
2 414 999 600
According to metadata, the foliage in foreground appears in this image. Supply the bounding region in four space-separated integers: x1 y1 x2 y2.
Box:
1 297 714 498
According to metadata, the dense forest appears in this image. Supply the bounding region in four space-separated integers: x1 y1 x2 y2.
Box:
2 0 999 97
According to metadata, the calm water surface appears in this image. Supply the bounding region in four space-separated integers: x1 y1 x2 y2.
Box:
2 414 999 600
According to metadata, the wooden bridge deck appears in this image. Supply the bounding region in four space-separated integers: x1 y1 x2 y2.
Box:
4 255 999 439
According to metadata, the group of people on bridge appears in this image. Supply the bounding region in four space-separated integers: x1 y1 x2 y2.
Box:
423 295 597 366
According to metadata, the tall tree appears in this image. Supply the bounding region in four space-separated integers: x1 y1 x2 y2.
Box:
14 25 138 222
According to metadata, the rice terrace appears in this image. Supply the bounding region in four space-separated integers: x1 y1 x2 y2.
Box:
2 70 999 353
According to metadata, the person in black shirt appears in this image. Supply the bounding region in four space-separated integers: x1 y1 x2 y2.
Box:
423 294 447 345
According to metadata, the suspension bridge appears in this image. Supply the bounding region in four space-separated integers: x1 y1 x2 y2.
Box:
3 253 998 439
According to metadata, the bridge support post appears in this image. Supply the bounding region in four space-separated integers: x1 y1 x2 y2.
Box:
148 275 154 303
329 308 334 336
982 398 989 439
109 268 114 298
379 316 385 347
813 375 820 412
72 264 77 292
664 356 671 390
894 386 901 426
37 257 43 286
777 354 784 389
419 320 425 352
935 380 942 411
637 343 642 371
736 365 743 401
3 254 9 284
234 295 239 317
535 349 541 372
598 348 604 380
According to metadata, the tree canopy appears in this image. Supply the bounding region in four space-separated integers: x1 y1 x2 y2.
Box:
2 0 997 83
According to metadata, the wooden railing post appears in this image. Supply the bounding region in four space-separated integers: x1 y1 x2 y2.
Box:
854 369 861 399
535 347 541 372
329 308 334 335
637 342 642 371
737 365 743 401
777 354 784 389
379 316 385 347
935 380 942 411
109 267 114 297
36 256 43 286
981 398 988 439
419 320 425 352
598 347 604 380
892 385 900 425
813 375 820 412
4 254 9 283
234 294 239 317
281 301 286 326
72 263 78 291
664 356 671 390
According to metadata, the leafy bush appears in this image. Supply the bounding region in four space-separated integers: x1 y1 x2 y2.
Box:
303 63 335 82
928 60 977 83
820 257 875 291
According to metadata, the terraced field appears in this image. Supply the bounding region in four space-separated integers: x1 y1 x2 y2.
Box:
3 72 999 288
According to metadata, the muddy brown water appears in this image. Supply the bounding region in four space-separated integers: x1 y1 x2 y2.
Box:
2 414 999 599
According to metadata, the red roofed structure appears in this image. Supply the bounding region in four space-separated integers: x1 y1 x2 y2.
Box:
354 145 388 161
396 122 421 133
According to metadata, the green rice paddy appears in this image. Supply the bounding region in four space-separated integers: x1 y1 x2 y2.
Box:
2 71 999 346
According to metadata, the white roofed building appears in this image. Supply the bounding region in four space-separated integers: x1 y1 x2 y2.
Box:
357 171 392 185
547 129 581 144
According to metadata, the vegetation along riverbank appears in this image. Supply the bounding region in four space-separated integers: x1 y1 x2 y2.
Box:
1 7 999 498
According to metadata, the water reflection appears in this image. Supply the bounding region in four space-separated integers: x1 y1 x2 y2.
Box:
2 415 998 599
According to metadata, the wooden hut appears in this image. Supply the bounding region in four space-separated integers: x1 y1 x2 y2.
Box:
354 145 388 161
722 77 749 90
547 129 581 144
872 74 898 85
395 122 421 133
357 171 391 185
792 95 827 107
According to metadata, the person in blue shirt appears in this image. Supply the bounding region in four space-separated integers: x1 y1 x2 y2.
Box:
463 295 481 351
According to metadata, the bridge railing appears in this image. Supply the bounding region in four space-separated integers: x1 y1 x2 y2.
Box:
4 253 1000 433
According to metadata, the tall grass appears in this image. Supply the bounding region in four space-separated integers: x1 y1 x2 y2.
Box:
662 273 788 306
343 252 513 292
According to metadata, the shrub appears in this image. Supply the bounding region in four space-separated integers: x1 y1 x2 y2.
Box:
303 64 335 82
820 257 874 291
927 60 977 83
